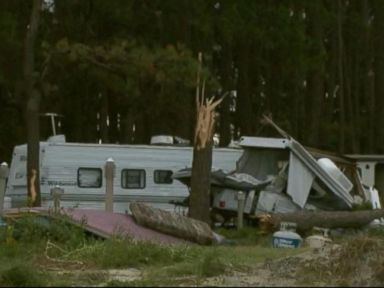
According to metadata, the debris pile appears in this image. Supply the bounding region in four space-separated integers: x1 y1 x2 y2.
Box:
173 117 383 232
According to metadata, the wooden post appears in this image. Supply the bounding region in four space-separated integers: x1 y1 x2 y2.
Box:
0 162 9 215
50 185 64 213
105 157 115 212
237 191 245 229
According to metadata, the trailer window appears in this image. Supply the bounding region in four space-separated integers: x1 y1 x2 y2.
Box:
154 170 173 184
122 169 145 189
78 168 102 188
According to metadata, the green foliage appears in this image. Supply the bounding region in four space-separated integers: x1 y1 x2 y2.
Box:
366 226 384 237
198 249 226 277
215 226 272 246
1 0 382 152
352 201 373 211
0 241 51 287
0 264 49 287
73 237 193 269
8 213 91 250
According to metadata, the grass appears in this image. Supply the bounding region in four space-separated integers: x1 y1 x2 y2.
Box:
0 213 307 286
1 262 49 287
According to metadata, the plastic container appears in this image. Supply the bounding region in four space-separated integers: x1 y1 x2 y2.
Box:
273 230 302 248
305 235 332 248
272 222 302 248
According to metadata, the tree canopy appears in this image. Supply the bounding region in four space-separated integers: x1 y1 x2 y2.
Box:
0 0 383 163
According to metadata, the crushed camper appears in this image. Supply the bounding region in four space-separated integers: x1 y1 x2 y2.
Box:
173 135 380 223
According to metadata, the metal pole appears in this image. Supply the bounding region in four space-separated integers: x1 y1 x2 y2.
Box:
237 191 245 229
105 157 115 212
0 162 9 215
50 114 56 135
41 113 62 136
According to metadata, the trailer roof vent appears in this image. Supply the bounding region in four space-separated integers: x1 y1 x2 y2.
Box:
150 135 174 145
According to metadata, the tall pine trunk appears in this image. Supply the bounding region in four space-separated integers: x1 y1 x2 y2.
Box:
25 0 42 207
361 0 375 154
373 0 384 153
235 35 253 136
218 43 233 147
337 0 346 153
306 1 325 147
362 0 375 153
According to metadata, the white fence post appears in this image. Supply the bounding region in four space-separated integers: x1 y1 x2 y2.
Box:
50 185 64 213
0 162 9 214
105 157 115 212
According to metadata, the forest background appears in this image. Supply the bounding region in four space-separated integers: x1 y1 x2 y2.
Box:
1 0 383 163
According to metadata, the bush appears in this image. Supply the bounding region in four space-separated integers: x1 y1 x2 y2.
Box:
11 214 90 249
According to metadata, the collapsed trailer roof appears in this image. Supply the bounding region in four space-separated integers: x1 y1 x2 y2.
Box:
238 136 355 208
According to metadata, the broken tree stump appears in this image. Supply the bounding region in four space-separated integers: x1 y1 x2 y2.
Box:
130 202 214 245
256 209 384 233
189 52 223 225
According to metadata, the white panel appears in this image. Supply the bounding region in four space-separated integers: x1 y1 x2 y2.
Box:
239 137 289 149
287 153 315 208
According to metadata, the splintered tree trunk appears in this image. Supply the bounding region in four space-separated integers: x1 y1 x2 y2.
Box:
189 141 213 224
189 52 223 225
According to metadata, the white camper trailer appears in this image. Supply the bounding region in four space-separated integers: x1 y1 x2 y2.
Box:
5 135 242 213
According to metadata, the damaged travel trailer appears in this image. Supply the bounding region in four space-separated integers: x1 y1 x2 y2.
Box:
5 135 243 213
173 136 371 221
